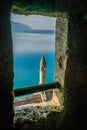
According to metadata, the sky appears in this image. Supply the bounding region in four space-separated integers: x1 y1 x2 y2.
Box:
11 13 56 54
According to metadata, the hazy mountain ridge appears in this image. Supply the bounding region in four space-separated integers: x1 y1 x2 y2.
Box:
11 21 55 34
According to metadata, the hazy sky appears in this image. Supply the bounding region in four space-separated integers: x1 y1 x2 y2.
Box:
11 13 56 54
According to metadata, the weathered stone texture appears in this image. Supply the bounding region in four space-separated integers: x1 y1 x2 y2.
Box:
54 14 68 106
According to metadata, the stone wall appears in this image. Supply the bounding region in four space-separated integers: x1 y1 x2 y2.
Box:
54 13 68 106
0 1 14 129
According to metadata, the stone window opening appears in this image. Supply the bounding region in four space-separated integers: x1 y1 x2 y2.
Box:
10 1 69 128
12 11 68 127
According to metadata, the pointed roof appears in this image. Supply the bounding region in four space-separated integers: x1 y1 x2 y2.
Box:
40 55 46 67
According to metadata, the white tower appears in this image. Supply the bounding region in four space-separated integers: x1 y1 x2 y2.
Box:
39 55 46 84
39 56 47 102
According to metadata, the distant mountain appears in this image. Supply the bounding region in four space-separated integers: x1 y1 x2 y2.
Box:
11 21 55 34
11 21 32 32
28 29 55 34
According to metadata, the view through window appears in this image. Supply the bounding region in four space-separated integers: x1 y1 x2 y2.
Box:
11 13 56 91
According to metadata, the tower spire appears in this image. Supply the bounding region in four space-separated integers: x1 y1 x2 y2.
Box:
39 55 46 84
39 55 47 102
